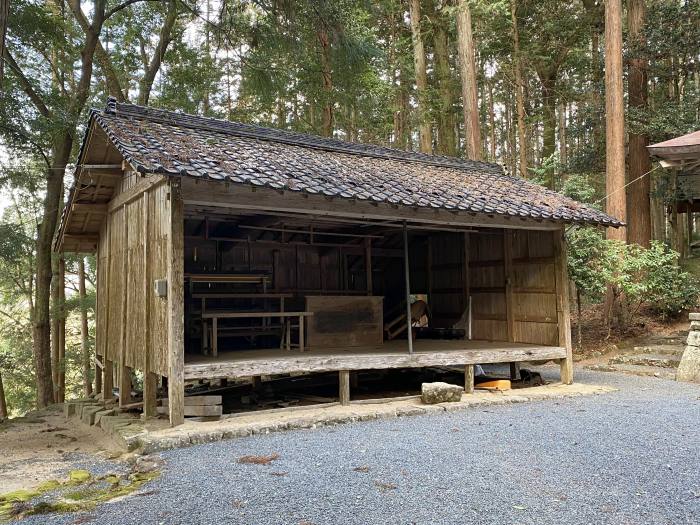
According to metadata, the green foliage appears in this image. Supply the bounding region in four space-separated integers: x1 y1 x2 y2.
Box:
567 229 700 318
566 227 616 302
618 242 700 318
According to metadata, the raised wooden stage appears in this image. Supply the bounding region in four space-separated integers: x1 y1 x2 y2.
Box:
183 339 567 380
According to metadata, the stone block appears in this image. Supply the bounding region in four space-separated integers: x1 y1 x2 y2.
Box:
688 312 700 321
677 346 700 383
686 331 700 347
81 405 104 426
421 382 463 404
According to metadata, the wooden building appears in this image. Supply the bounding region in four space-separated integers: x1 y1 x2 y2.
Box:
648 131 700 254
56 99 623 426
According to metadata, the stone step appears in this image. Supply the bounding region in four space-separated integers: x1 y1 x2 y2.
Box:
609 353 682 368
631 344 685 356
585 363 676 380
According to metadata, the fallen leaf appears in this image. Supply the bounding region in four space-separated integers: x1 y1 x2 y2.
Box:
512 505 527 510
374 480 397 492
232 499 246 509
238 453 279 465
270 471 288 477
353 466 370 473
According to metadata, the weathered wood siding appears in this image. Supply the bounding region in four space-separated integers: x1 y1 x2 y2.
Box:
96 174 170 377
469 229 562 346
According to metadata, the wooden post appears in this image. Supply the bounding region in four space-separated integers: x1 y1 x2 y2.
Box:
102 359 114 401
403 222 413 355
142 192 158 419
167 179 185 426
212 317 218 357
118 205 132 407
365 237 373 295
339 370 351 405
464 364 474 394
298 314 305 351
554 229 574 384
503 230 515 342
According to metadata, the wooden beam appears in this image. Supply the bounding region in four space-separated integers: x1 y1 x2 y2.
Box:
184 345 568 380
181 179 562 231
339 370 351 405
554 228 574 384
108 174 167 213
167 179 185 426
72 203 108 214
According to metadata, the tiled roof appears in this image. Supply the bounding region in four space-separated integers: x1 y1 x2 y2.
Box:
85 98 623 227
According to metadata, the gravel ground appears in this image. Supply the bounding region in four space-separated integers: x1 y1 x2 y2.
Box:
16 368 700 525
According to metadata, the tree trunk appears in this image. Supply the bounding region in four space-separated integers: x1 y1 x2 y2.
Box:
488 79 496 160
455 0 481 160
0 0 9 85
576 288 582 350
408 0 431 153
138 0 178 105
627 0 652 248
538 71 557 182
317 26 333 138
511 0 527 178
79 257 93 397
33 138 71 408
558 102 567 169
431 3 457 156
605 0 627 241
57 257 66 403
0 369 7 420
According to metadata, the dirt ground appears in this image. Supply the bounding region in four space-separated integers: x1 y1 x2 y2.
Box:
571 303 688 362
0 404 124 493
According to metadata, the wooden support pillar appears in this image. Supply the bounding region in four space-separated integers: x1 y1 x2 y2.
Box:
503 230 515 342
339 370 351 405
102 359 114 401
119 366 132 405
95 354 103 395
464 364 474 394
167 179 185 426
141 192 158 419
365 237 373 295
554 228 574 384
403 222 413 355
509 362 520 380
143 372 158 419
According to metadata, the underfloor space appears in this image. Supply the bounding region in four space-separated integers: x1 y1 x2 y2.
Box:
184 339 567 381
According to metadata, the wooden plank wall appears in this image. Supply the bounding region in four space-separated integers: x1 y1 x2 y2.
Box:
511 230 559 346
429 232 468 328
469 231 508 340
95 175 170 379
469 229 560 346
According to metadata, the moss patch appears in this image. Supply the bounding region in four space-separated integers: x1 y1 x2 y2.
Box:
0 468 160 522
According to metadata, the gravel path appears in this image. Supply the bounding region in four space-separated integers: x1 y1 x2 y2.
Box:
17 368 700 525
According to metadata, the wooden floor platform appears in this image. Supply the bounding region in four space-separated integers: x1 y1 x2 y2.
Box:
183 339 567 380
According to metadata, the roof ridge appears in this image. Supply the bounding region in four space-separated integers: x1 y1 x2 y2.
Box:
103 97 503 174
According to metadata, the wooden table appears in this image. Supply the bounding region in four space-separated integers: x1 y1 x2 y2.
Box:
202 311 314 356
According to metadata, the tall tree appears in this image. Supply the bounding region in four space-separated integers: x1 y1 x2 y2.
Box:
455 0 481 160
429 0 457 156
0 0 8 86
627 0 652 247
409 0 432 153
605 0 626 241
511 0 528 177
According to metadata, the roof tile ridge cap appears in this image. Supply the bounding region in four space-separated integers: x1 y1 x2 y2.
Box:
106 99 503 171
